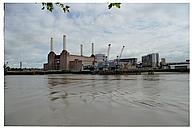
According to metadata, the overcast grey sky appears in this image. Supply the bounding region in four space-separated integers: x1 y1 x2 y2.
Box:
4 3 189 68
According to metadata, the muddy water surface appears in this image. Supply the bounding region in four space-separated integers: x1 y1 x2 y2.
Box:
4 74 189 126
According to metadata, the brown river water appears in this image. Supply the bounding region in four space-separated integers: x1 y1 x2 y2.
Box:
4 73 189 126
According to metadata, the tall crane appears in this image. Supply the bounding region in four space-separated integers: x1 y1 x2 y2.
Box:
103 44 111 71
119 45 125 60
116 45 125 70
107 44 111 61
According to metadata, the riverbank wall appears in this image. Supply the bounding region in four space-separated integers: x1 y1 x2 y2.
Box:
4 68 189 75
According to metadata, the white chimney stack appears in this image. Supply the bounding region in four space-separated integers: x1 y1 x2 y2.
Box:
92 43 94 55
80 44 83 56
63 35 66 50
50 37 53 52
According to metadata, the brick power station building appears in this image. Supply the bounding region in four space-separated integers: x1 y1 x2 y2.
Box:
43 35 95 71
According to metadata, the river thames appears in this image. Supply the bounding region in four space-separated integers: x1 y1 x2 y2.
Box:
4 73 189 126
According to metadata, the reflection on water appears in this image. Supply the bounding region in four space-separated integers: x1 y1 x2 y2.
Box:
142 74 160 81
46 74 188 111
142 75 161 97
129 75 162 110
5 74 189 126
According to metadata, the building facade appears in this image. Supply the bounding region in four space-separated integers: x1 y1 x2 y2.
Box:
44 35 95 71
118 58 137 65
95 54 106 63
168 60 190 69
94 54 107 70
142 53 159 68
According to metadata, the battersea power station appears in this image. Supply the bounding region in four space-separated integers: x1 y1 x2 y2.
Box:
43 35 95 71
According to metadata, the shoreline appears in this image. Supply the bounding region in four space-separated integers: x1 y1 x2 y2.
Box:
4 69 189 75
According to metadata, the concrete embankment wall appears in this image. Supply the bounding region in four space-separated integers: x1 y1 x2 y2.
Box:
4 69 189 75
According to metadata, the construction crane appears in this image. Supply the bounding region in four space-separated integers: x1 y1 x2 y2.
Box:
116 45 125 70
107 44 111 61
103 44 111 71
119 45 125 60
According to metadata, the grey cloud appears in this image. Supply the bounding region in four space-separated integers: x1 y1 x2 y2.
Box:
4 3 189 68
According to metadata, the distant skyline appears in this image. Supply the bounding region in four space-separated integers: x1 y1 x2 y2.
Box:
4 3 189 68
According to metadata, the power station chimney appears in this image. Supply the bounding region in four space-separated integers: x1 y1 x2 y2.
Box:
63 35 66 51
50 37 53 52
92 43 94 55
80 44 83 56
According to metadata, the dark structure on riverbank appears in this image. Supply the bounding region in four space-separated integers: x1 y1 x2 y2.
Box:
5 68 189 75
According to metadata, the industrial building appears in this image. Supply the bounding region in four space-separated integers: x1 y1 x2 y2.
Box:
94 54 106 70
160 58 168 69
117 58 137 65
95 54 106 63
142 53 159 68
43 35 95 71
94 45 138 71
160 58 166 65
119 58 138 70
167 60 190 69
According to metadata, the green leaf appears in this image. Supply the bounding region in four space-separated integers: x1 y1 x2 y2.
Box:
46 3 53 12
115 3 121 8
66 5 70 9
108 3 121 9
63 8 66 12
108 3 112 9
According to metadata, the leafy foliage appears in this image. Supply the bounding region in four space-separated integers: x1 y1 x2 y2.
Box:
41 3 70 13
41 3 121 13
108 3 121 9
